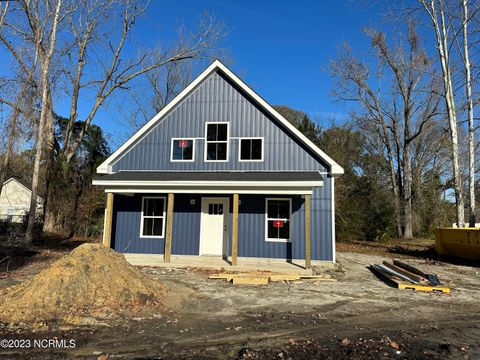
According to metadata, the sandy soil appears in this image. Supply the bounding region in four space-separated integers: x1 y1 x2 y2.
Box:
0 248 479 359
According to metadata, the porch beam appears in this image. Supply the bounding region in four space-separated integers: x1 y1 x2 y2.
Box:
305 194 311 269
164 193 174 263
103 192 114 248
232 193 239 266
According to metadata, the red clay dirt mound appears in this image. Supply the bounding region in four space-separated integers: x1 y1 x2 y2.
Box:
0 243 167 324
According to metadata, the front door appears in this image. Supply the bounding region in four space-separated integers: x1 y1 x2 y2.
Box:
200 197 229 256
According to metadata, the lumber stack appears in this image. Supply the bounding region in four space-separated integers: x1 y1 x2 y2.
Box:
370 259 450 293
208 272 337 285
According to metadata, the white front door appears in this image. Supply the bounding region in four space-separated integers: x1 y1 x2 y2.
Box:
200 197 229 256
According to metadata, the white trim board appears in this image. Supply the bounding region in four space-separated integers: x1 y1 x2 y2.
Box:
92 179 323 187
104 188 314 195
96 60 344 176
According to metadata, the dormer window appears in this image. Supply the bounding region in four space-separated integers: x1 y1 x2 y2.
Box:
205 122 228 162
171 138 194 161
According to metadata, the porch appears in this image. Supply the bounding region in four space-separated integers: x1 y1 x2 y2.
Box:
93 171 329 268
123 254 334 274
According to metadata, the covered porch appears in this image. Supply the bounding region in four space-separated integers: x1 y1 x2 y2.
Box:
123 254 335 274
93 171 325 269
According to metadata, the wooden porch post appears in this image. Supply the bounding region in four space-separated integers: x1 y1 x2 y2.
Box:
232 193 239 266
103 192 114 248
164 193 174 263
305 193 311 269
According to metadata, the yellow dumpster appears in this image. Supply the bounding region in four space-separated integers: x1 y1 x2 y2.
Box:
435 228 480 261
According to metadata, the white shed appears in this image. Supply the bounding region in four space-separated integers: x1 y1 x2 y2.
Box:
0 178 43 223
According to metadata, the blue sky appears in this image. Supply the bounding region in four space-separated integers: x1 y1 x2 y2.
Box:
136 0 384 124
93 0 389 144
0 1 389 147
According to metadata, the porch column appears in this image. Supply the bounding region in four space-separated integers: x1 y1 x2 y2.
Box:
232 193 239 266
103 192 114 248
164 193 174 263
305 193 311 269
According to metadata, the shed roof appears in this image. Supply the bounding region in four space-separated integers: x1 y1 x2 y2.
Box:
93 171 323 183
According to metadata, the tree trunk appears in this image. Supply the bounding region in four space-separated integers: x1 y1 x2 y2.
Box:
427 0 465 227
403 142 413 238
0 106 20 196
25 0 62 243
462 0 475 227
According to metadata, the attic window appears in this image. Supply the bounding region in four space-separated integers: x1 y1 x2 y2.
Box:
239 138 263 161
205 122 228 161
171 138 194 162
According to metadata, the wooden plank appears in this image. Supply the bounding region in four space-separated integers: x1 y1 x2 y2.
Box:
232 193 239 266
393 259 426 277
103 193 114 248
382 261 423 283
300 275 337 282
208 273 236 280
305 193 311 269
232 276 269 285
269 275 301 282
164 193 174 263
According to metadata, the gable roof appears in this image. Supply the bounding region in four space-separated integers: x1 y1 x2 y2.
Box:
2 177 43 201
97 60 344 176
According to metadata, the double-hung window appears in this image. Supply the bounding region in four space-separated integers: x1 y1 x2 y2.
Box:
205 122 228 161
239 138 263 161
140 197 166 238
171 138 194 161
265 198 291 242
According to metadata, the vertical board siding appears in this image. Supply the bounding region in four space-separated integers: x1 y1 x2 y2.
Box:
111 72 329 172
111 187 333 261
112 194 201 255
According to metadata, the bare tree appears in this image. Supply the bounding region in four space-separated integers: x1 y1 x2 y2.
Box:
460 0 475 226
24 0 63 243
331 25 441 238
418 0 465 227
42 2 224 233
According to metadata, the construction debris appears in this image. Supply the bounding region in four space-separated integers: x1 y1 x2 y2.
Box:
208 272 337 285
370 259 450 293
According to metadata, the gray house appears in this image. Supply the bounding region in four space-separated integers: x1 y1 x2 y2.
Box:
93 60 343 267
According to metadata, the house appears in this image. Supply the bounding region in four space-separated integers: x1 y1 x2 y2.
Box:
93 60 343 267
0 177 43 223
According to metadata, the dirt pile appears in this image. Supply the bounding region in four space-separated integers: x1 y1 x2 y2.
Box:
0 244 167 324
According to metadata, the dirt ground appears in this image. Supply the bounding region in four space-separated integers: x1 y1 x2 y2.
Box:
0 239 479 359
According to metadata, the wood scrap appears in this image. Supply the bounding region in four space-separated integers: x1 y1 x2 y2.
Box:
232 276 269 285
269 275 301 282
382 261 424 283
393 259 441 285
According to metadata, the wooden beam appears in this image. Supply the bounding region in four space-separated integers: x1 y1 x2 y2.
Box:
103 192 114 248
305 194 311 269
164 193 174 263
232 193 239 266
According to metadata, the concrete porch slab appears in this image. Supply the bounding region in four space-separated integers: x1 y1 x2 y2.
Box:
124 254 334 274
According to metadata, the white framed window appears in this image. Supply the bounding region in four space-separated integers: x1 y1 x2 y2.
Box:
140 196 166 238
171 138 195 162
204 122 229 162
239 137 263 162
265 198 292 242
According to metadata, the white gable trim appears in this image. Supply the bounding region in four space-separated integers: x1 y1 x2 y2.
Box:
97 60 344 176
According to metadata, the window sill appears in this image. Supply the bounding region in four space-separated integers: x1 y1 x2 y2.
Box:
265 238 291 243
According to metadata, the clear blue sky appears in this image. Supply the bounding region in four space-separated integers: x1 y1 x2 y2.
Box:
98 0 387 143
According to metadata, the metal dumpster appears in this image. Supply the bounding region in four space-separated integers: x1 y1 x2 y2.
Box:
435 228 480 261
